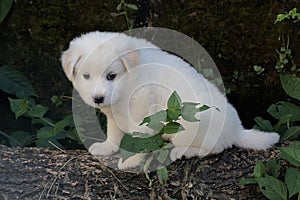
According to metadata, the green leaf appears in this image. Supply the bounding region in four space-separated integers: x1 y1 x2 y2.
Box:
254 160 265 178
157 149 169 164
285 168 300 198
125 3 138 10
278 142 300 166
65 129 80 142
181 102 200 122
0 0 13 24
268 101 300 122
266 159 281 178
35 132 65 149
161 122 185 134
275 13 289 23
157 166 168 185
167 109 181 121
203 68 214 78
120 149 136 162
51 95 62 107
143 156 153 173
142 156 154 186
167 91 182 120
289 8 300 19
54 120 68 134
140 110 167 132
280 75 300 101
238 178 258 185
253 65 265 74
181 103 210 122
36 126 54 139
254 117 274 132
140 110 167 125
27 104 49 118
120 134 165 161
147 122 165 132
281 126 300 141
8 98 30 118
198 105 210 112
31 117 54 126
0 66 37 98
110 12 124 17
274 114 293 131
9 131 32 147
258 175 287 200
116 1 123 11
54 114 74 134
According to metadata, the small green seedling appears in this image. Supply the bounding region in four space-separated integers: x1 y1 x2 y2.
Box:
110 0 138 30
275 8 300 24
119 91 211 184
253 65 265 75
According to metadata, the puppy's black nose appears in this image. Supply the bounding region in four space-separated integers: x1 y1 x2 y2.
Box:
94 96 104 104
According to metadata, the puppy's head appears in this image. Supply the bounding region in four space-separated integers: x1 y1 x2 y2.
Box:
61 32 139 108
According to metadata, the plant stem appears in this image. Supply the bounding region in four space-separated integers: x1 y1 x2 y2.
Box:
0 130 22 146
124 9 131 29
40 118 55 127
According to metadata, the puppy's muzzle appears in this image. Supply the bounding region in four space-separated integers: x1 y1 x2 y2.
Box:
94 96 104 104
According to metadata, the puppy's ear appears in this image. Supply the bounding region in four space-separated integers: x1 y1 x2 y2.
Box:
61 49 82 81
119 47 139 71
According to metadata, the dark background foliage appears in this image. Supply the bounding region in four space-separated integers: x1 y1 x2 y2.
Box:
0 0 299 131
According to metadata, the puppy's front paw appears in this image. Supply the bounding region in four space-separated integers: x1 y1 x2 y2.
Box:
88 141 119 156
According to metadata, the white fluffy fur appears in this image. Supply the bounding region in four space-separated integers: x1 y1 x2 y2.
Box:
61 31 280 169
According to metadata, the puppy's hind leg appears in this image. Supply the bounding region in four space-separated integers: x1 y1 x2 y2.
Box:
170 146 210 161
118 153 145 170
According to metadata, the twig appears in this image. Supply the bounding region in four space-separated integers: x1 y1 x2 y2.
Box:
99 162 129 191
39 156 79 199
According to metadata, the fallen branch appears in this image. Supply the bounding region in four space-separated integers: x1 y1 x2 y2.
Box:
0 145 279 199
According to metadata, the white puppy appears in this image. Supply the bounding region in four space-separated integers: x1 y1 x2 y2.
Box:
61 31 279 169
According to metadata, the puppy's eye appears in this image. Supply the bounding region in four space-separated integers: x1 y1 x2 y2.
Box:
83 73 90 80
106 72 117 81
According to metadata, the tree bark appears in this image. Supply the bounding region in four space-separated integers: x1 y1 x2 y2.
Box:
0 145 279 199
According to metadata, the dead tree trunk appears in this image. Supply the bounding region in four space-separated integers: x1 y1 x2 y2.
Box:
0 145 278 199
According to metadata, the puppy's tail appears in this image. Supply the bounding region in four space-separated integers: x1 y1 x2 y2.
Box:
235 129 280 150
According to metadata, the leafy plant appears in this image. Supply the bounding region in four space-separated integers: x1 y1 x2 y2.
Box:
8 97 79 149
254 74 300 141
253 65 265 75
274 8 300 74
280 74 300 101
0 65 80 149
246 50 300 200
119 91 211 184
253 10 300 141
0 0 13 24
242 9 300 199
0 65 37 98
254 8 299 75
274 40 298 74
239 141 300 200
275 8 300 24
110 0 138 29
